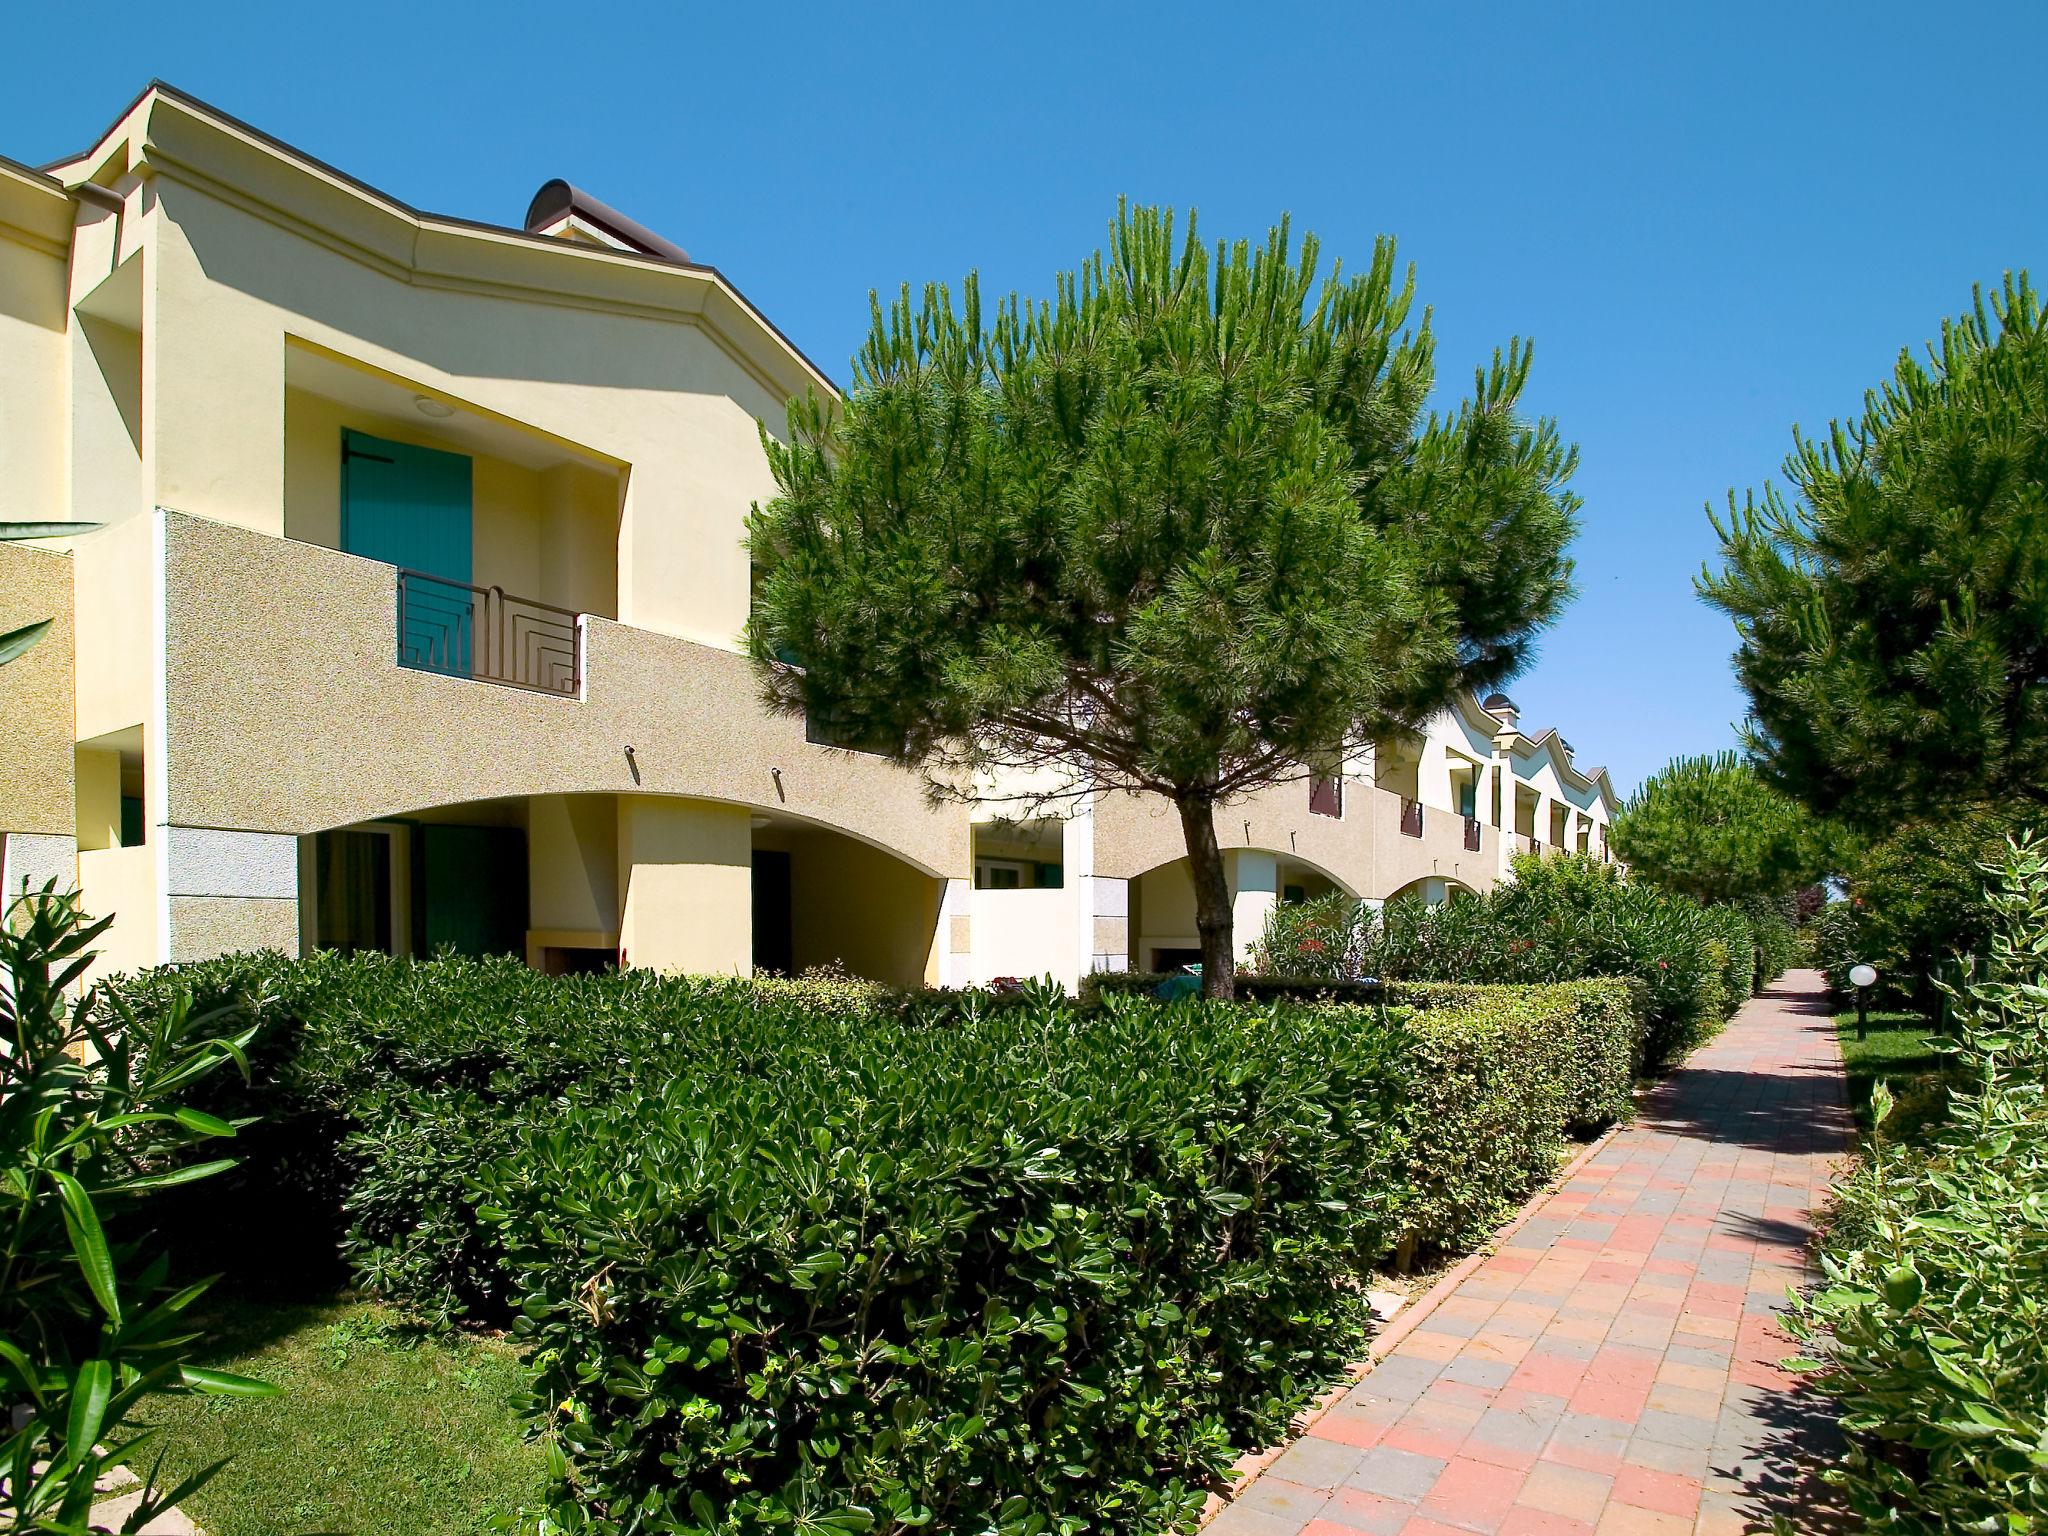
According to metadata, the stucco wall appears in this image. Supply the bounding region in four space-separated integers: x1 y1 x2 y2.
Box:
969 886 1080 989
786 834 944 988
72 517 154 744
617 797 750 974
145 165 789 651
1369 786 1493 897
0 189 70 526
77 843 156 979
0 543 76 838
281 387 620 619
159 513 967 879
1092 779 1374 894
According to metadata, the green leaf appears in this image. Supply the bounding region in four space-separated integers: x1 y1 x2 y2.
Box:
179 1365 278 1398
66 1358 114 1455
122 1158 239 1192
54 1171 121 1323
0 618 51 666
172 1107 238 1138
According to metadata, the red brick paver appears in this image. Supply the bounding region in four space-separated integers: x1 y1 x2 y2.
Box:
1210 970 1851 1536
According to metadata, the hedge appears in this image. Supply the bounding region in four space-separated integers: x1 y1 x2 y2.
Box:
1253 853 1781 1070
116 954 1635 1531
1791 836 2048 1531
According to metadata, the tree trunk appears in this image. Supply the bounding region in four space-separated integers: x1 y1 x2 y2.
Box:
1177 795 1237 1001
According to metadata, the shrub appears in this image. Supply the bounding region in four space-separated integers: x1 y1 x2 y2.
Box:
1834 808 2032 1009
482 984 1629 1534
1353 854 1729 1070
1079 970 1385 1008
1392 979 1637 1134
0 889 274 1530
1249 891 1367 980
113 948 1634 1531
1792 836 2048 1531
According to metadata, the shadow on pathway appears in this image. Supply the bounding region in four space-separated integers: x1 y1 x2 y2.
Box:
1208 968 1855 1536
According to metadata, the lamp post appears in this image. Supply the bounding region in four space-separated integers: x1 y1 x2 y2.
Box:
1849 963 1878 1040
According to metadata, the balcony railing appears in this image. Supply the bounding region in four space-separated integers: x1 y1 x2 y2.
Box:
1399 797 1423 838
1464 815 1482 852
397 570 581 697
1309 771 1344 818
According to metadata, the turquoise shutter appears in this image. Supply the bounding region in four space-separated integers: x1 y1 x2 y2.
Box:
342 430 475 675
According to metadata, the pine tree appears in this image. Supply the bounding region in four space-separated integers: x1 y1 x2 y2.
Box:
1612 752 1831 904
1700 273 2048 828
746 205 1579 996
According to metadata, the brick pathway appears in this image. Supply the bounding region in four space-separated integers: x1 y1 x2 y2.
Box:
1213 969 1852 1536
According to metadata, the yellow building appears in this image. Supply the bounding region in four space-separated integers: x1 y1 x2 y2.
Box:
0 84 1617 988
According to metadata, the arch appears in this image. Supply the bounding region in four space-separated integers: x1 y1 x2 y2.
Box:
1124 848 1361 976
297 788 946 986
302 785 949 880
1381 874 1479 908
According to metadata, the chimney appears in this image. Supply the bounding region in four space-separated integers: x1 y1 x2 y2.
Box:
1482 692 1519 731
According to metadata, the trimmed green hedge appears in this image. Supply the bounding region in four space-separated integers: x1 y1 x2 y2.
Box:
117 954 1634 1532
1253 854 1782 1070
1078 970 1386 1007
1390 979 1638 1136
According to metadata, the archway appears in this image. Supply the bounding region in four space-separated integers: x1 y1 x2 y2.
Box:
299 790 946 986
1127 848 1357 973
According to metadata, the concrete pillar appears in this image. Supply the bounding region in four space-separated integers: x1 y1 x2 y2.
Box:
936 876 971 988
1491 750 1515 878
163 826 300 963
1227 849 1278 966
1086 875 1129 974
616 798 751 974
2 832 76 900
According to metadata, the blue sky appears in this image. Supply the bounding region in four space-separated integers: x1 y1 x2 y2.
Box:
6 2 2039 794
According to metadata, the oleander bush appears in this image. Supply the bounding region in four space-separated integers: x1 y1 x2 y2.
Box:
1250 853 1753 1070
112 945 1635 1531
1792 836 2048 1531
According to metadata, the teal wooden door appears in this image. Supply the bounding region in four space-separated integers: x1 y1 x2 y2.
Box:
342 430 475 674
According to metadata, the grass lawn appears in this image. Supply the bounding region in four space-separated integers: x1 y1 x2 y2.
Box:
135 1298 546 1536
1835 1007 1951 1140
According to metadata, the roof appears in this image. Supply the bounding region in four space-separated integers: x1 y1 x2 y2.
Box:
35 81 837 399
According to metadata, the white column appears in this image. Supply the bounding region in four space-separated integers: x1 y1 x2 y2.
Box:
1492 750 1515 878
1227 849 1279 967
1085 875 1129 974
937 876 972 988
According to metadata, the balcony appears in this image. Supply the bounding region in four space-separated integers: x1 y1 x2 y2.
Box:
397 570 581 697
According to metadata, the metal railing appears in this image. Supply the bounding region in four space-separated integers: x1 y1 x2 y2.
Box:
1399 797 1423 838
1464 815 1482 852
1309 772 1344 818
396 569 581 697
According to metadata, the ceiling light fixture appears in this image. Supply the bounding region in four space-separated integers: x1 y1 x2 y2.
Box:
413 394 456 419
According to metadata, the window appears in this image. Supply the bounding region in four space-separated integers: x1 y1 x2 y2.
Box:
972 818 1064 889
976 860 1028 890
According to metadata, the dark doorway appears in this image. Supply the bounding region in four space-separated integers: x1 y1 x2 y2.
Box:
411 824 527 958
314 829 392 954
752 849 793 974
